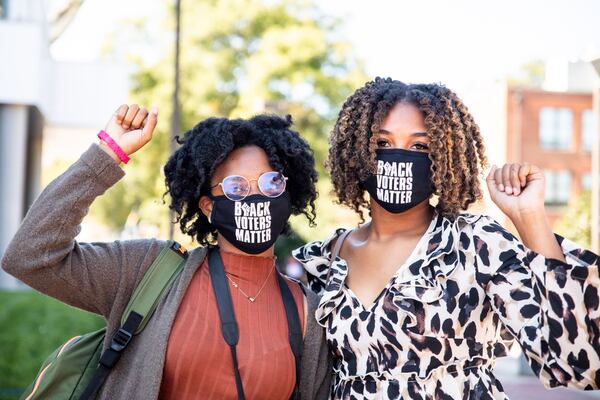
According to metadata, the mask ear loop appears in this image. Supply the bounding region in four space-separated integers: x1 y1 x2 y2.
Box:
207 200 214 224
205 195 214 224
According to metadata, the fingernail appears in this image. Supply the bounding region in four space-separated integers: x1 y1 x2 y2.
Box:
498 184 504 191
505 186 513 194
151 106 158 114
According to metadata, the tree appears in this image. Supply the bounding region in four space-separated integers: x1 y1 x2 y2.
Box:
555 190 591 248
507 60 546 88
90 0 367 245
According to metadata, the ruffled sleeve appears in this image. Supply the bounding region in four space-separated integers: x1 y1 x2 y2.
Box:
473 215 600 390
292 229 352 327
292 228 348 296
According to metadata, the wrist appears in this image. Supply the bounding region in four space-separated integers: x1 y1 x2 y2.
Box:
97 130 130 164
510 208 564 261
510 208 551 240
98 141 122 165
510 207 548 227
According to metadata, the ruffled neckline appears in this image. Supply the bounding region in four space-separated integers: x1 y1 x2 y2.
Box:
293 212 482 327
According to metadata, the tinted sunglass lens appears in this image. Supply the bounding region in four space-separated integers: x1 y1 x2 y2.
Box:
259 172 286 197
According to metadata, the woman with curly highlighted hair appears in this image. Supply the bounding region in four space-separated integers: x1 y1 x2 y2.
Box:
293 78 600 399
2 105 332 399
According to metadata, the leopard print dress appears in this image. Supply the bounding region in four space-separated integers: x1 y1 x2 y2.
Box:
292 212 600 399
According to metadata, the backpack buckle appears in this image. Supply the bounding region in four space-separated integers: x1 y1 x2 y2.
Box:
110 328 133 352
170 241 188 257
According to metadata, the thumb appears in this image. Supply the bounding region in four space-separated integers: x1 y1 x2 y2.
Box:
141 106 158 142
485 165 500 197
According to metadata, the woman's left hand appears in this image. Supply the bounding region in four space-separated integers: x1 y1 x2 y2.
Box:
485 163 546 222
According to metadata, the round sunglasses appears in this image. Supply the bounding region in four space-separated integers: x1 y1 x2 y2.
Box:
210 171 288 201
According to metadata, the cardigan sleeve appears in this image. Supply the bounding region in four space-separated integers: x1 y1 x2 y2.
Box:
473 215 600 390
1 144 166 318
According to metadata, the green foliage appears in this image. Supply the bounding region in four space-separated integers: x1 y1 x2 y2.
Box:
90 0 367 239
555 190 592 248
41 160 72 187
0 290 103 396
507 59 546 88
274 230 306 265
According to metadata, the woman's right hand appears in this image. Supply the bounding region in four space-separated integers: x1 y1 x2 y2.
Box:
99 104 158 163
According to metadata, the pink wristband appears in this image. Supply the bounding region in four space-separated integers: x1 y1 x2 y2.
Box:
97 130 130 164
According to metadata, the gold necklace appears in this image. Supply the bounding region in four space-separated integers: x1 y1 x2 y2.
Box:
225 265 275 303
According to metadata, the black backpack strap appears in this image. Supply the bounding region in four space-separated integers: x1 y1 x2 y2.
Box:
80 241 188 400
208 248 304 400
276 273 303 400
208 248 245 400
79 312 143 400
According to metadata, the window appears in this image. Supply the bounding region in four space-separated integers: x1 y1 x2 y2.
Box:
539 107 573 150
582 109 595 152
0 0 6 19
544 170 571 206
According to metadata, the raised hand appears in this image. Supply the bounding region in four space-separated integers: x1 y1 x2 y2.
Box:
99 104 158 163
485 163 546 221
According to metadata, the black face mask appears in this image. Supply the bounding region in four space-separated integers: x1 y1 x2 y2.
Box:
362 148 434 213
209 192 292 254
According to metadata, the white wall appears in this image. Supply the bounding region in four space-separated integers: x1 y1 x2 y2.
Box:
544 59 600 93
0 0 128 288
0 21 46 105
46 61 129 128
0 105 29 289
0 22 128 127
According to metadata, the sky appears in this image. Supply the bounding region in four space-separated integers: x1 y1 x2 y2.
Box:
50 0 600 91
325 0 600 88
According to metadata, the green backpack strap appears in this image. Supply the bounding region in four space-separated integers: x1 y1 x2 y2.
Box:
121 240 188 333
80 240 188 400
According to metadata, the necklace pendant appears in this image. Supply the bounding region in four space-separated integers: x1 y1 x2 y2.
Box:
249 297 255 302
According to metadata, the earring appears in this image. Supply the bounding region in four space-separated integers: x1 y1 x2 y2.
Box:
207 210 212 224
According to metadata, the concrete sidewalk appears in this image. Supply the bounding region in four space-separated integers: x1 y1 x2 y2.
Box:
496 356 600 399
502 377 600 400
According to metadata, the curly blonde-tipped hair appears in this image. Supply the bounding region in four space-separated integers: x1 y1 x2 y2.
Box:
327 77 488 221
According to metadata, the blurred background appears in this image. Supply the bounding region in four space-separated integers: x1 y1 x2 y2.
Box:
1 0 600 398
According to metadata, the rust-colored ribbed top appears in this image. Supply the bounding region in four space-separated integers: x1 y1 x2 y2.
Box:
158 249 305 399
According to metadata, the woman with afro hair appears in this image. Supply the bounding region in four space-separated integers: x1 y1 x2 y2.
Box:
293 78 600 399
2 104 332 399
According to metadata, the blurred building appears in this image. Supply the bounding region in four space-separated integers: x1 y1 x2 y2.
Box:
506 61 599 226
506 88 593 224
0 0 128 288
